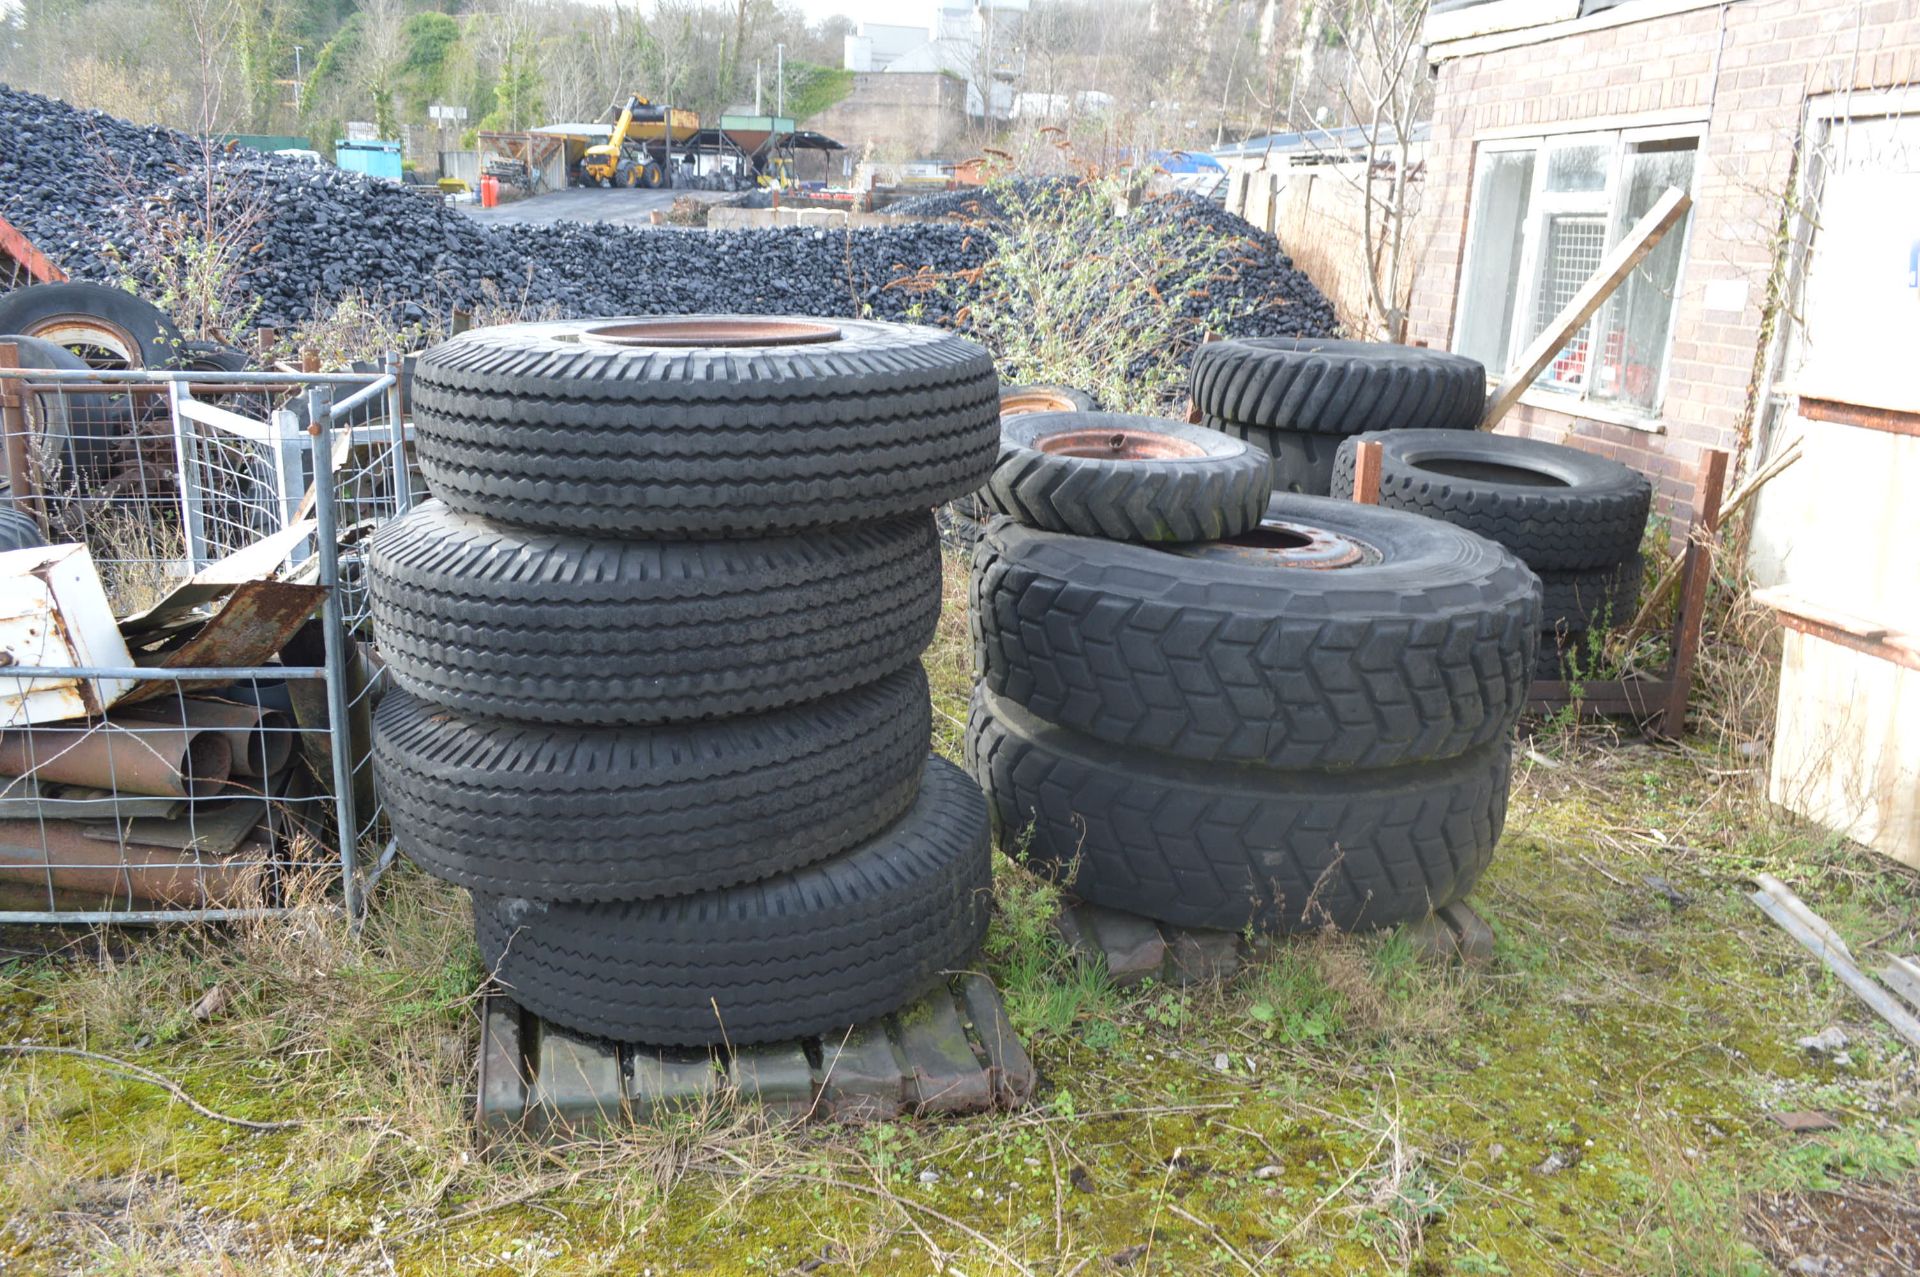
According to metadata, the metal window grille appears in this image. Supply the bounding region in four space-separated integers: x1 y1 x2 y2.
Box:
0 360 414 926
1532 214 1607 389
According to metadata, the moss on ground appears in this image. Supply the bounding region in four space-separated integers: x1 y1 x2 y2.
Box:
2 551 1916 1275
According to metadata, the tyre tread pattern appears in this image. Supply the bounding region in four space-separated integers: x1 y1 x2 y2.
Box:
1191 338 1485 435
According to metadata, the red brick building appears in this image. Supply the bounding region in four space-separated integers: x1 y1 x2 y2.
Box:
1411 0 1920 523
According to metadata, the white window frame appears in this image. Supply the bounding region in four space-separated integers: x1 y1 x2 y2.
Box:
1453 122 1703 425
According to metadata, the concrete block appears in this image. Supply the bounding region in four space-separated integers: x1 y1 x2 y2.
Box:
959 973 1035 1108
817 1022 906 1122
1167 928 1244 986
896 991 993 1116
475 994 528 1139
730 1043 818 1118
530 1022 624 1135
627 1049 719 1120
1071 901 1168 985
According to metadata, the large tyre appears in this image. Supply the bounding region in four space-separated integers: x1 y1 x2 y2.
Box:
411 317 1000 536
1538 554 1642 635
474 755 992 1045
368 501 940 725
1332 430 1653 571
0 283 184 370
374 665 930 900
0 507 44 553
981 412 1268 542
968 690 1508 933
0 333 125 482
1205 417 1344 496
972 497 1539 771
1191 338 1485 435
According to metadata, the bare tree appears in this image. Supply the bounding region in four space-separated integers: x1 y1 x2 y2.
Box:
170 0 239 135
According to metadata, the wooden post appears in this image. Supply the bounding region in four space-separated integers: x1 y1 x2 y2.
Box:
1657 447 1730 737
0 343 37 531
1482 187 1692 432
1350 439 1384 504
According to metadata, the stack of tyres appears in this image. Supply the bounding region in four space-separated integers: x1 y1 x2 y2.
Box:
965 410 1542 934
1188 338 1487 496
938 384 1097 554
367 316 1003 1046
1330 430 1653 683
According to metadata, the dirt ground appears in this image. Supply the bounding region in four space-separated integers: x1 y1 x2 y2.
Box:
1 555 1917 1276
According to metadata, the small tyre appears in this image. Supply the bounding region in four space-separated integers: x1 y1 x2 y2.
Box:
968 689 1508 933
981 412 1268 542
972 496 1539 771
1191 338 1485 435
0 507 45 553
1000 384 1095 415
1331 430 1653 571
375 664 931 900
473 754 993 1045
1204 418 1344 496
1538 554 1643 635
368 501 940 725
411 317 1000 536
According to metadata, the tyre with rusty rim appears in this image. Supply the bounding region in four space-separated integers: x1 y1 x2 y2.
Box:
971 495 1540 770
980 411 1269 542
0 282 183 370
411 316 1000 536
999 384 1095 415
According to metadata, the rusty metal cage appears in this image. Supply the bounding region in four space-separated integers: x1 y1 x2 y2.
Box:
0 356 414 925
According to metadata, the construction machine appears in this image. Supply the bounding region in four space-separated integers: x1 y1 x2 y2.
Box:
579 95 698 189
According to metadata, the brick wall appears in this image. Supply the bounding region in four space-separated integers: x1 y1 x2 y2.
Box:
1411 0 1920 526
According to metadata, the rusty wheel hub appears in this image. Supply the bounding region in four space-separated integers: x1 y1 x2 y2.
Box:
580 318 842 348
1204 519 1375 569
24 315 144 369
999 389 1084 416
1035 426 1209 462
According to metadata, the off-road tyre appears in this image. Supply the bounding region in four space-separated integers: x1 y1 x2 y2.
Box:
981 412 1268 542
473 755 993 1045
368 501 940 725
411 317 1001 536
972 497 1539 771
0 282 185 370
1204 418 1344 496
968 689 1508 933
1190 338 1485 435
375 665 931 901
1332 430 1653 571
1537 554 1643 635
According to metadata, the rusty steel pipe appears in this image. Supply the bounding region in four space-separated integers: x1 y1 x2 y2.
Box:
0 719 233 797
0 821 268 908
117 698 295 780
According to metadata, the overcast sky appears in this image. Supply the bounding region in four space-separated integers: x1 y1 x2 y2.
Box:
786 0 935 27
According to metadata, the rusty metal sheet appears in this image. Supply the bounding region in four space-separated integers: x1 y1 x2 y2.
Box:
119 580 326 706
119 520 316 635
0 776 184 821
0 215 67 285
81 796 265 856
0 820 269 908
0 718 232 797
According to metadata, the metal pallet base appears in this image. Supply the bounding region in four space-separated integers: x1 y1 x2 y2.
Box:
1053 897 1496 987
476 972 1037 1140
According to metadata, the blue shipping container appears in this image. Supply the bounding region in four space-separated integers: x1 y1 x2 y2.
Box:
336 140 403 181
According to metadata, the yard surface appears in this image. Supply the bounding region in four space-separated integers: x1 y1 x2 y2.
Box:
2 554 1916 1276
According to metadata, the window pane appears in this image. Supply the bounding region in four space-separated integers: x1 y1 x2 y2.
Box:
1455 149 1535 369
1591 141 1698 412
1546 143 1608 192
1531 214 1608 390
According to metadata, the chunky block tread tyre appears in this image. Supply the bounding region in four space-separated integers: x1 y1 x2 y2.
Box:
1538 554 1643 635
981 412 1268 542
473 756 993 1045
368 500 940 725
972 498 1539 771
968 690 1507 933
1191 338 1485 436
411 317 1001 536
374 666 930 901
1202 417 1345 496
1331 430 1653 571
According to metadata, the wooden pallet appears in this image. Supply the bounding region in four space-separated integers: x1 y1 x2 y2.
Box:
476 972 1037 1140
1053 898 1496 987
